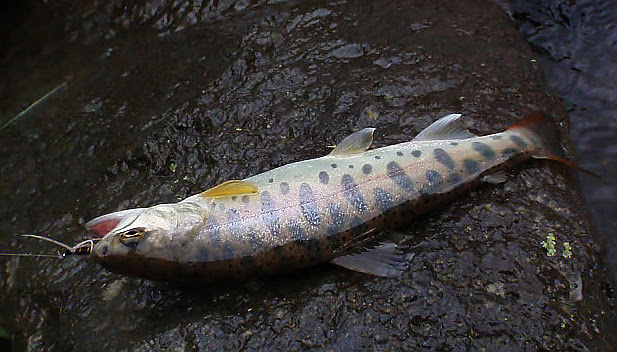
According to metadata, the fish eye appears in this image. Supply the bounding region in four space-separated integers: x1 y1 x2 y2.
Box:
119 228 145 247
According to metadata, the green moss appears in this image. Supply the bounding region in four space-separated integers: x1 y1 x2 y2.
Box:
540 234 573 259
563 242 572 259
541 233 556 257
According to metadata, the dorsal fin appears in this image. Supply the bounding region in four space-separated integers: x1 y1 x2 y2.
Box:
200 180 259 198
413 114 476 141
329 128 375 156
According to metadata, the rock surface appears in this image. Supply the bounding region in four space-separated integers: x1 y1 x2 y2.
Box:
1 0 615 351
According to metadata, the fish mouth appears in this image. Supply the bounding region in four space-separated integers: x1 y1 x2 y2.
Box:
90 241 109 258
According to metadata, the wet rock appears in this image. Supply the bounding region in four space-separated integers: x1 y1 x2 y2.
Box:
1 0 616 351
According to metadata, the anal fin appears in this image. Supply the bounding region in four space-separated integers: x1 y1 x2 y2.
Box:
331 242 412 278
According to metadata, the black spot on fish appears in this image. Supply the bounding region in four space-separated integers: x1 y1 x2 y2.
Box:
387 161 414 192
260 191 280 237
510 135 527 148
348 164 354 169
319 171 329 184
362 163 372 174
179 237 189 248
231 196 237 201
491 135 502 140
287 220 308 241
341 174 367 213
280 182 290 195
373 187 394 213
375 155 381 160
501 148 519 157
412 150 422 158
268 178 274 183
242 196 249 204
450 142 458 146
397 151 403 156
463 159 480 174
331 163 338 168
433 148 455 169
425 170 443 190
299 183 321 226
472 141 496 160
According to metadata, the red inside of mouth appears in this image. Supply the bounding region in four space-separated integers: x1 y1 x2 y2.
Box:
87 219 121 238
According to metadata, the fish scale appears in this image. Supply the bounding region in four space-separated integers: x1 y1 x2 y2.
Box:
85 113 565 282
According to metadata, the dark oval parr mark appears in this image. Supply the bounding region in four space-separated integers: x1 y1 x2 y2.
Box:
463 159 480 174
509 135 528 148
299 183 321 226
433 148 455 169
387 161 414 192
341 174 367 213
472 141 496 160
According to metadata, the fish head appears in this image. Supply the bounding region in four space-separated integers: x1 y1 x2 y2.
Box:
88 202 207 277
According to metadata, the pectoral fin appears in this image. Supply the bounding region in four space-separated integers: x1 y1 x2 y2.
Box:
329 128 376 156
201 180 259 198
331 242 412 277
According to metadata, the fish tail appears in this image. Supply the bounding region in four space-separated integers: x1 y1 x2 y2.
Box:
507 112 565 159
508 112 598 176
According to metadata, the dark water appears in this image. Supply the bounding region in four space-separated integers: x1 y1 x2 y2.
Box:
511 0 617 279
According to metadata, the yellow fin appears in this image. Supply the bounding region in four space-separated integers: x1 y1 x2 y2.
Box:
200 180 259 197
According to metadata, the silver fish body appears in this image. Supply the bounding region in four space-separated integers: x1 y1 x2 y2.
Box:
87 113 562 282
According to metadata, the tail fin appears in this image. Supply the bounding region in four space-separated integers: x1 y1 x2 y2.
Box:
507 112 565 159
508 112 598 177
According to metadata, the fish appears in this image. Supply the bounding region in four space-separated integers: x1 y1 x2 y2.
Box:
81 112 567 283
